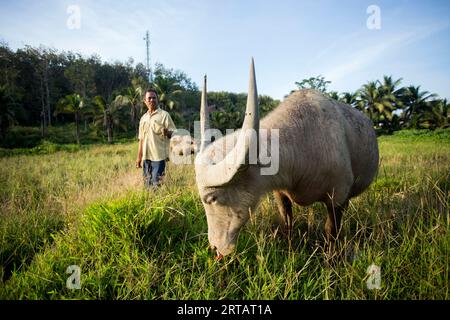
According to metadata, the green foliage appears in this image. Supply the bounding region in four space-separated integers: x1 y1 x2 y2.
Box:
208 92 245 132
115 83 144 138
0 143 136 284
355 76 404 130
0 84 23 139
0 211 65 283
0 140 81 157
0 124 135 152
64 53 97 98
0 126 43 149
259 95 280 117
409 98 449 130
55 93 86 144
293 75 448 132
92 95 127 144
207 92 279 133
153 63 198 92
390 128 450 141
151 63 197 112
1 41 448 149
295 75 331 93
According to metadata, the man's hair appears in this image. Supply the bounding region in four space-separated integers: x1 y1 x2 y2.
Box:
144 89 158 99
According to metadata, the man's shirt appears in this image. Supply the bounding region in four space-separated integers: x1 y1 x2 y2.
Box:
139 108 177 161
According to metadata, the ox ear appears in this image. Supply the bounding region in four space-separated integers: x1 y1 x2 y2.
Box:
200 74 210 153
196 58 260 187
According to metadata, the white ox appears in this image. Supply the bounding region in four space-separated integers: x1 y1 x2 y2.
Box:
195 59 379 259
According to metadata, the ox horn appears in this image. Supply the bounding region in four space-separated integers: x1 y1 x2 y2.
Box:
197 58 259 187
200 74 210 153
242 57 259 156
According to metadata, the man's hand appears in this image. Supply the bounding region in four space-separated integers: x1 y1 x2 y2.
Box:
162 128 172 139
135 158 142 168
136 138 143 168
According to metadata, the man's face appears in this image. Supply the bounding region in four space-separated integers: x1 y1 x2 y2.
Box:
144 92 158 110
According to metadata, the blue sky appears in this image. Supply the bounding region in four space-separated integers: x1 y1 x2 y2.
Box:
1 0 449 100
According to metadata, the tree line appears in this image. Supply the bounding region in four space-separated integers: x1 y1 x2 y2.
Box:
0 43 199 144
295 75 449 132
1 43 448 147
0 43 280 146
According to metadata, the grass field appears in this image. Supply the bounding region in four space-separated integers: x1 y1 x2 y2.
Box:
0 130 448 299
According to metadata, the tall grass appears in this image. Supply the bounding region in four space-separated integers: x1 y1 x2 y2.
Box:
0 143 141 282
0 132 448 299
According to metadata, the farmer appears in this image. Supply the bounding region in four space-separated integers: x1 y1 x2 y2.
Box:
135 89 176 188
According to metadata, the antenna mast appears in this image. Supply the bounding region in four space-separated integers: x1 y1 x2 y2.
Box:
144 30 153 83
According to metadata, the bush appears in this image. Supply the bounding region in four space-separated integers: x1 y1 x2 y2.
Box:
391 129 450 141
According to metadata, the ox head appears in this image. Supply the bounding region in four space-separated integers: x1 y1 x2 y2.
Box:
195 59 260 258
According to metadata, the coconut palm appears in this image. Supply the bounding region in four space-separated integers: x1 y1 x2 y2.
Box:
339 92 359 108
93 95 125 144
378 76 403 122
401 85 437 128
327 91 340 101
55 93 85 144
379 76 403 98
411 98 449 129
431 98 449 129
152 77 183 111
357 81 380 124
357 77 403 129
115 82 143 138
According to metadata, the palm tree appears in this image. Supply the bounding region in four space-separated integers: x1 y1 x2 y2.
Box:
374 76 404 130
357 81 380 124
339 92 359 108
357 77 403 130
377 76 403 126
150 77 187 129
115 84 143 138
55 93 85 144
379 76 403 98
152 77 183 110
431 98 449 129
401 85 437 128
93 95 125 143
327 91 340 101
411 98 449 129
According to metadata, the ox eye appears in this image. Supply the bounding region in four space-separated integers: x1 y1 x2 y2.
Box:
205 195 217 204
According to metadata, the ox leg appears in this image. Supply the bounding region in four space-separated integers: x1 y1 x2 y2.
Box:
325 200 348 243
274 191 293 240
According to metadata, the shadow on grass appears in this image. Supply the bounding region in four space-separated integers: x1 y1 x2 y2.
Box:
0 216 65 283
136 195 209 258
